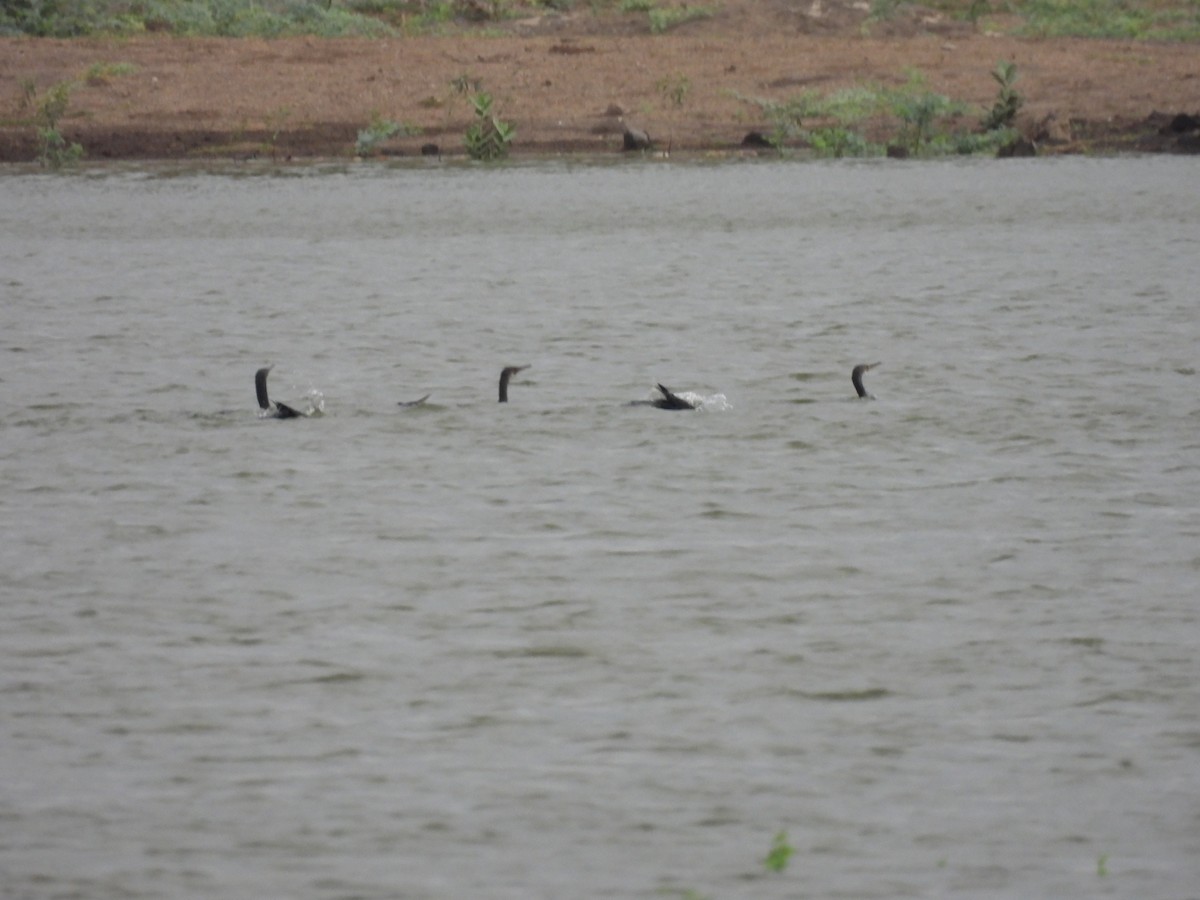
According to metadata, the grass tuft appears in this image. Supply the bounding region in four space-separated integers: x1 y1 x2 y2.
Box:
739 64 1026 159
2 0 1197 39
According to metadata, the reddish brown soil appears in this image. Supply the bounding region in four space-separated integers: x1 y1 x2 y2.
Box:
2 0 1198 162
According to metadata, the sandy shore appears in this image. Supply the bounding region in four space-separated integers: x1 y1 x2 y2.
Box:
3 3 1198 162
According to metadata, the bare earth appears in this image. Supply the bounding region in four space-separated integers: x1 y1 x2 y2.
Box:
2 0 1198 162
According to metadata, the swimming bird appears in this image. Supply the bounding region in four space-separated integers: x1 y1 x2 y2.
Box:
255 365 304 419
628 384 697 410
652 383 696 410
498 365 529 403
852 362 881 400
397 394 430 408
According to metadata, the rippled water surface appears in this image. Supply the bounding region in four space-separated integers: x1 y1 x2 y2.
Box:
3 157 1198 898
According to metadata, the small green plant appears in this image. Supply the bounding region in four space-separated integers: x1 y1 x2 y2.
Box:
737 88 883 158
38 128 85 168
742 70 1000 159
450 73 482 95
355 113 420 155
82 61 138 85
647 4 713 32
464 91 515 160
356 112 402 155
18 77 39 112
737 90 816 153
982 59 1023 130
388 0 455 33
894 90 953 154
763 830 794 873
39 81 73 127
809 125 876 158
808 85 887 156
884 72 965 155
35 81 84 168
454 0 512 20
869 0 904 20
965 0 991 23
656 73 690 108
946 126 1019 154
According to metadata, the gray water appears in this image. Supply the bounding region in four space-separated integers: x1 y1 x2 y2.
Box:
2 157 1198 899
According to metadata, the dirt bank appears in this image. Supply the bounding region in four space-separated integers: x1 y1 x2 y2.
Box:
2 1 1198 162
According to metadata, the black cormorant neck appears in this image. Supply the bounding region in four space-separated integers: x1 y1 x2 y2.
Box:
498 365 529 403
255 365 304 418
255 365 273 410
852 362 880 399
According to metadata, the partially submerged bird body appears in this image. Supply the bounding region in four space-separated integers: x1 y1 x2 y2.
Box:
255 365 305 419
852 362 881 400
651 383 696 410
498 365 529 403
397 394 430 408
627 383 698 410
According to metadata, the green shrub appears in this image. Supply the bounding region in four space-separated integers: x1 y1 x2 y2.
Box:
0 0 395 36
1018 0 1200 39
981 59 1023 131
808 126 880 158
38 126 85 167
464 92 515 160
738 86 890 157
739 67 1025 159
35 81 85 168
892 89 957 154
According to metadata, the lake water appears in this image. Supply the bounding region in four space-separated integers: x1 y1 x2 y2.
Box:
2 156 1198 899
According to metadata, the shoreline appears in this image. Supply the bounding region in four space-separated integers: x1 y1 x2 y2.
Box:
3 30 1198 163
